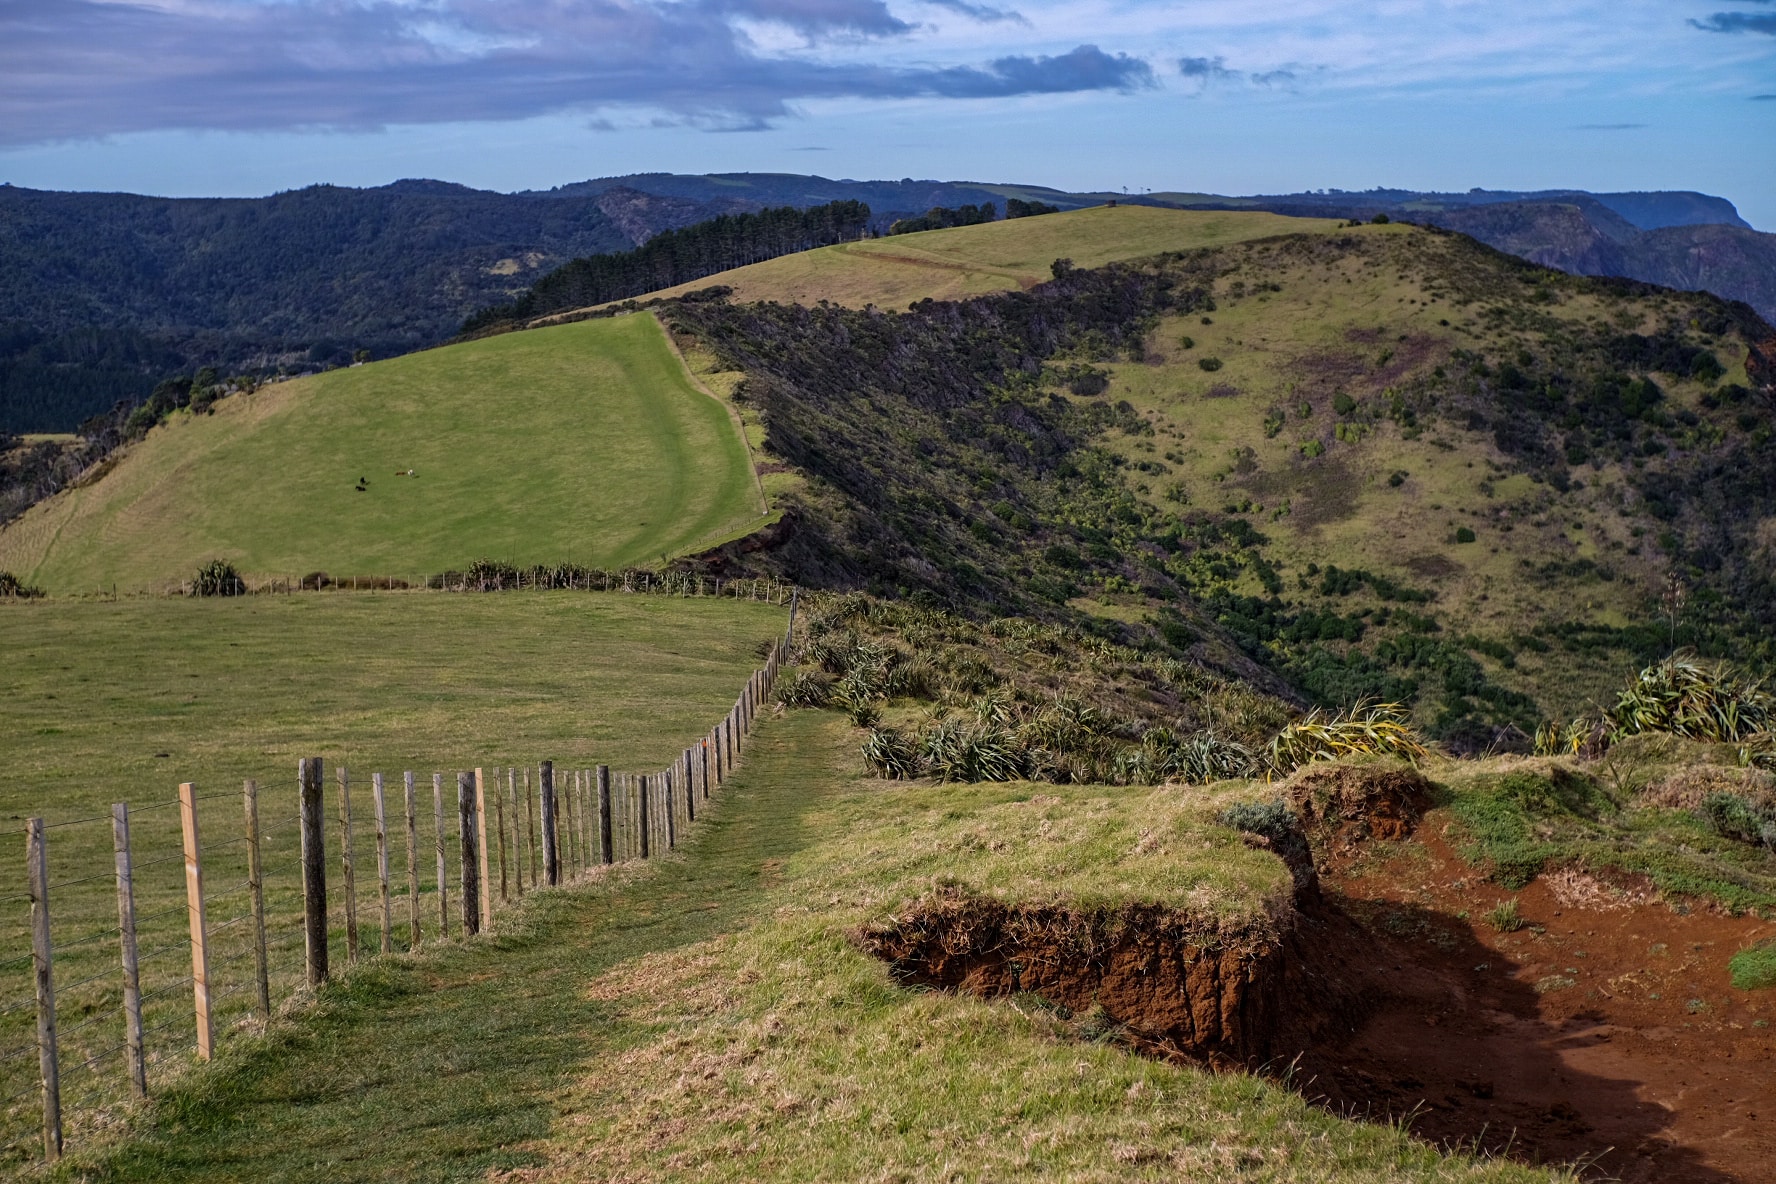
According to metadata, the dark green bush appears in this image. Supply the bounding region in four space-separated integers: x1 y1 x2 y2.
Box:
1198 357 1224 372
191 559 245 597
1700 791 1776 850
0 571 43 599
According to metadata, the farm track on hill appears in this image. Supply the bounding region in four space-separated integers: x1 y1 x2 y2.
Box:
72 712 840 1183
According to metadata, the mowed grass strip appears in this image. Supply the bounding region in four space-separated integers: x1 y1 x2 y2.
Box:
74 711 1565 1183
0 312 763 594
0 591 787 1161
574 205 1344 312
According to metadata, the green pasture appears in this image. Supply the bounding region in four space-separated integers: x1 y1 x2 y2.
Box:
585 205 1344 312
0 312 763 594
0 590 786 1165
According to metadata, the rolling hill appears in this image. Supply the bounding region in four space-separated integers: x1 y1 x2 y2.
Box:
551 205 1342 314
0 312 763 592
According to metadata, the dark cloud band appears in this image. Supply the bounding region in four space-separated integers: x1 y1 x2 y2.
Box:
0 0 1146 144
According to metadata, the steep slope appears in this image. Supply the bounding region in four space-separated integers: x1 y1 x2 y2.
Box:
0 313 763 591
656 222 1775 743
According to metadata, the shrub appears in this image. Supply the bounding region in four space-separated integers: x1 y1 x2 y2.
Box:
1266 701 1429 774
1699 791 1776 850
1608 653 1773 743
776 671 834 708
861 727 922 778
1198 357 1224 372
1218 798 1293 844
190 559 245 597
1453 526 1477 544
1730 941 1776 990
1178 335 1195 350
0 571 43 599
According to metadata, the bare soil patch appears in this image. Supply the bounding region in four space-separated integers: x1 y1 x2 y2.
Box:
861 773 1775 1182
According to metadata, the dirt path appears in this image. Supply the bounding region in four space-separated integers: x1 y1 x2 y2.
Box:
75 712 844 1184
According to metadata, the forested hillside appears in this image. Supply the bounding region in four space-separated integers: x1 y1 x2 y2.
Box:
0 182 721 430
464 201 872 332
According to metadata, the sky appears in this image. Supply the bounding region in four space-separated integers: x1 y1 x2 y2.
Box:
1 0 1773 226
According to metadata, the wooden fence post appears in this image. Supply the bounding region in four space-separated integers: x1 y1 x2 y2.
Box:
637 774 651 859
494 769 508 903
178 782 213 1061
682 751 695 823
337 766 358 964
525 767 540 888
403 772 420 946
432 774 450 939
508 768 523 897
664 771 677 850
112 804 147 1098
372 774 392 956
714 725 724 785
577 770 591 876
700 741 710 800
474 769 491 931
242 782 271 1018
299 758 328 986
540 761 559 887
457 773 480 936
596 766 612 865
27 819 61 1162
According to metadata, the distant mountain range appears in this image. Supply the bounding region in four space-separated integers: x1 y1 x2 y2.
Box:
1 174 1770 432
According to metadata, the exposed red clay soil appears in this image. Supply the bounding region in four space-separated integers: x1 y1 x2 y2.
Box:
862 781 1776 1183
1310 829 1775 1184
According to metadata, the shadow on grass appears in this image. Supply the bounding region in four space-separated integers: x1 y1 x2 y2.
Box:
71 713 839 1184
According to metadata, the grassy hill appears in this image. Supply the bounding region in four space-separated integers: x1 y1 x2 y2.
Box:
0 312 764 593
563 205 1341 315
659 220 1775 743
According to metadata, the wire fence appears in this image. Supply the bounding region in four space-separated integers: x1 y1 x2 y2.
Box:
0 601 794 1169
29 568 796 605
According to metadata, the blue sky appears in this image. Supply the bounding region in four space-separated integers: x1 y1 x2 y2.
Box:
2 0 1772 225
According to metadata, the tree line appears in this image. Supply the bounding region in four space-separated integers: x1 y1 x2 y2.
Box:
463 201 873 331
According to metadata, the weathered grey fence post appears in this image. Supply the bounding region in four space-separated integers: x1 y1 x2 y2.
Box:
112 804 146 1097
243 781 271 1018
299 758 328 985
27 818 61 1161
540 760 559 886
432 774 450 938
457 773 480 936
178 782 213 1060
525 767 540 887
664 771 677 849
637 774 651 859
682 750 695 823
403 771 420 946
714 724 725 785
493 769 508 903
508 767 524 896
337 766 358 964
372 774 392 955
596 766 613 865
474 769 492 931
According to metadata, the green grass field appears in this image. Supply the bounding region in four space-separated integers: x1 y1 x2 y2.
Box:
0 312 763 595
63 711 1563 1184
569 205 1342 313
0 590 788 1164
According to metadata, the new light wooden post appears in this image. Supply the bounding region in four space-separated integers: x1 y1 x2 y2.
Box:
178 782 213 1060
432 773 449 939
337 766 358 964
